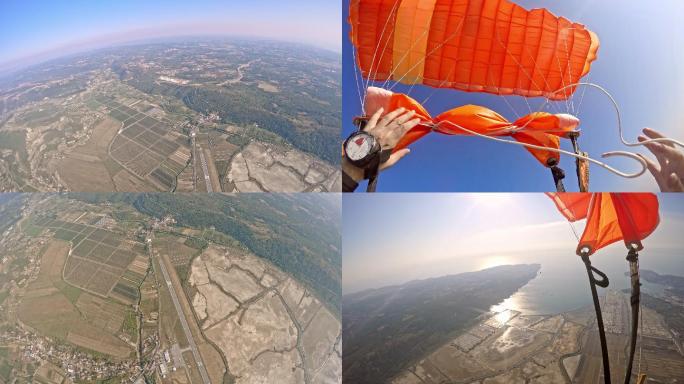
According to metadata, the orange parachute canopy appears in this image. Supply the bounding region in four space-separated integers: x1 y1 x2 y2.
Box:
365 86 579 166
349 0 600 100
547 193 660 255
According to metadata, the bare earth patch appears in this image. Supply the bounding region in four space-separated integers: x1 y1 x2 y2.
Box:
189 244 341 384
228 142 340 192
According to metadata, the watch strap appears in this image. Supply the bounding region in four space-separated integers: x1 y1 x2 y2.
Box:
342 170 359 192
364 149 392 192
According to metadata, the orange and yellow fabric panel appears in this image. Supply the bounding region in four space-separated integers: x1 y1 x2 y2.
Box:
349 0 600 100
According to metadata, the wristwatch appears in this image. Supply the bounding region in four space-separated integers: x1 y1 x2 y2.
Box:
343 131 392 192
343 131 381 168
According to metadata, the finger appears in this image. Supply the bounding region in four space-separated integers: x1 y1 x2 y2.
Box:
639 136 670 169
638 154 667 191
666 173 684 192
379 148 410 171
393 110 416 126
378 107 406 127
642 127 675 148
653 141 683 161
381 117 423 148
642 127 667 139
364 107 384 131
638 135 665 153
400 117 422 135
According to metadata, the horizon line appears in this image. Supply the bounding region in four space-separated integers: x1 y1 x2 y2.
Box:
0 25 341 75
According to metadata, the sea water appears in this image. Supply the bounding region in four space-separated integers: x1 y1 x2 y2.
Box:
489 247 683 315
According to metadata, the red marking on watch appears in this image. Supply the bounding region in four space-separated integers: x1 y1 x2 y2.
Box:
354 137 365 146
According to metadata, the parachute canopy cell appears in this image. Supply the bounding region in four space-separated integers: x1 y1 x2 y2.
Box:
349 0 600 100
547 193 660 255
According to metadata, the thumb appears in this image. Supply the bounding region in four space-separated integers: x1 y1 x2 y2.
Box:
380 148 410 171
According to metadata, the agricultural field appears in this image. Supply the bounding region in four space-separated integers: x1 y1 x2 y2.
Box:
0 38 341 192
28 214 146 303
16 239 134 359
100 97 191 191
1 193 341 383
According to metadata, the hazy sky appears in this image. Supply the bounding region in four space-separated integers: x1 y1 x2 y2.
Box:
343 0 684 191
0 0 341 70
343 193 684 294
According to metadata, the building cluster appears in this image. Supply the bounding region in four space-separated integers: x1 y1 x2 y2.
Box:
0 328 142 382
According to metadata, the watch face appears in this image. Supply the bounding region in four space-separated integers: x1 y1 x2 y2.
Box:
346 133 374 161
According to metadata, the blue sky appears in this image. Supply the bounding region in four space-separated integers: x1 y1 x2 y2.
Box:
343 0 684 192
0 0 340 70
343 193 684 293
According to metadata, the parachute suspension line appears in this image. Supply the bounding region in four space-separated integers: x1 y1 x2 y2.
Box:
561 30 576 114
351 44 366 111
347 0 366 108
484 59 523 118
434 120 648 178
363 0 402 99
580 252 612 384
491 20 560 112
421 65 457 107
568 222 580 242
516 29 564 114
519 78 533 115
624 246 642 384
575 72 592 117
502 96 522 120
385 17 467 92
544 82 684 150
488 16 539 116
383 25 434 90
405 67 423 96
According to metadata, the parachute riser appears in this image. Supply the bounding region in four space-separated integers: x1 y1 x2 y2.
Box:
624 247 642 384
547 158 566 192
580 252 612 384
569 132 590 192
353 116 368 131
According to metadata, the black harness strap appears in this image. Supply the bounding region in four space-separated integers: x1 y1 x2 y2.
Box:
551 165 566 192
581 253 611 384
547 158 566 192
624 248 641 384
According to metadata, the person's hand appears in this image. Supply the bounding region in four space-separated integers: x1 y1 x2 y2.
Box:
637 127 684 192
365 107 420 171
342 107 421 182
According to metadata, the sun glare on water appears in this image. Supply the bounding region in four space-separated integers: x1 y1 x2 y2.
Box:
491 295 521 314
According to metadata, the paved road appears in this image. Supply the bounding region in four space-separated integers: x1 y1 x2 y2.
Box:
157 253 211 384
198 149 213 192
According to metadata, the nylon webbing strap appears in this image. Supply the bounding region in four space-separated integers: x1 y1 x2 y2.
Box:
570 133 590 192
551 165 566 192
624 249 641 384
581 253 611 384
